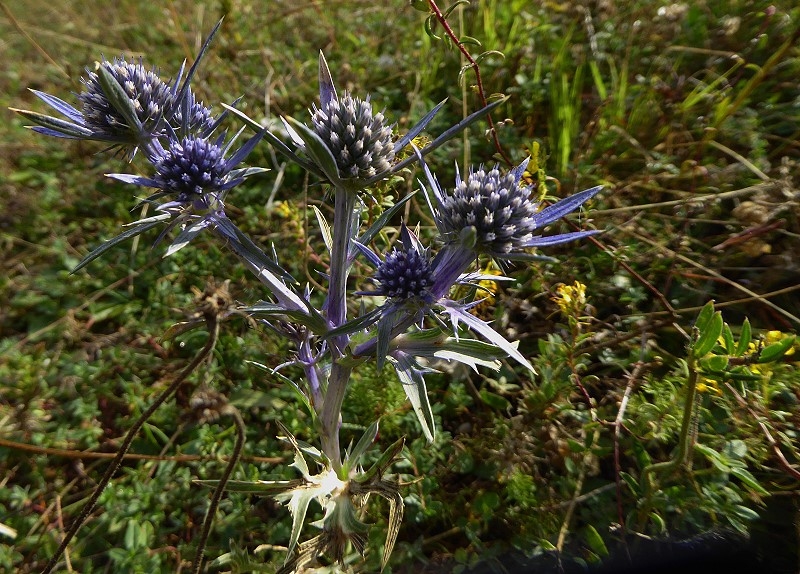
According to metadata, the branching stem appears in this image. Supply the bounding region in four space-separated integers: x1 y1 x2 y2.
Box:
319 187 358 469
636 347 700 530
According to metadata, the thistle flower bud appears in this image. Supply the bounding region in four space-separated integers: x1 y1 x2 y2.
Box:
423 157 602 259
375 245 434 301
152 136 226 200
439 165 537 255
311 93 395 180
171 87 217 138
78 57 175 142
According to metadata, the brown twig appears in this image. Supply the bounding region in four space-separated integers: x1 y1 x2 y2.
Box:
192 406 247 574
724 382 800 482
0 437 281 465
41 307 221 574
427 0 512 166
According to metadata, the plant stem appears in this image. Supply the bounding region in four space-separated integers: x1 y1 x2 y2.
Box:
325 188 357 339
192 406 246 574
319 187 358 469
427 0 511 166
41 315 220 574
636 349 700 530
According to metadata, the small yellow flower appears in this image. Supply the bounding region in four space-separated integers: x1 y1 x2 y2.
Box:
553 281 587 316
697 378 722 395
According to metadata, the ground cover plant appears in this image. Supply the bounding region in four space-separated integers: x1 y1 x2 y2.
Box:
2 1 799 573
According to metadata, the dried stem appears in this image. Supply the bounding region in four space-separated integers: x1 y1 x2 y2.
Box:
427 0 512 166
192 406 247 574
41 313 220 574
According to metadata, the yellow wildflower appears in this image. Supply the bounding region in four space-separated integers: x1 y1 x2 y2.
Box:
553 281 587 316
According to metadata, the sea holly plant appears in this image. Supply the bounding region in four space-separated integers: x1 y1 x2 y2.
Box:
13 24 603 573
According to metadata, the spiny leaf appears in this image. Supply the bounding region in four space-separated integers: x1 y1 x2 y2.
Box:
390 352 436 442
284 116 342 186
72 218 168 273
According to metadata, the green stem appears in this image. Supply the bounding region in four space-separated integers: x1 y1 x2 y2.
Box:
637 350 700 530
325 188 357 336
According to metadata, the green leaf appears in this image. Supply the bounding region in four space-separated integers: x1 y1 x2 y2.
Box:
348 420 379 468
722 323 735 354
357 436 405 484
735 318 752 357
124 520 137 550
729 467 769 495
395 329 507 371
620 472 639 496
474 50 505 65
11 108 93 137
758 335 795 363
248 361 317 423
584 524 608 558
474 492 500 518
164 219 208 257
693 310 723 357
458 35 482 47
731 504 760 521
479 389 511 411
390 353 436 442
443 0 470 18
695 443 730 473
324 308 381 341
649 512 666 533
539 539 557 551
694 301 716 332
700 354 729 373
312 205 332 252
284 116 342 186
97 64 143 135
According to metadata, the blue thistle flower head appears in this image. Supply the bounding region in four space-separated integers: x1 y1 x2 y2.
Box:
310 55 395 180
12 20 225 156
357 224 434 304
78 57 175 143
422 156 603 258
171 86 219 139
152 135 227 201
107 128 266 207
374 243 434 302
